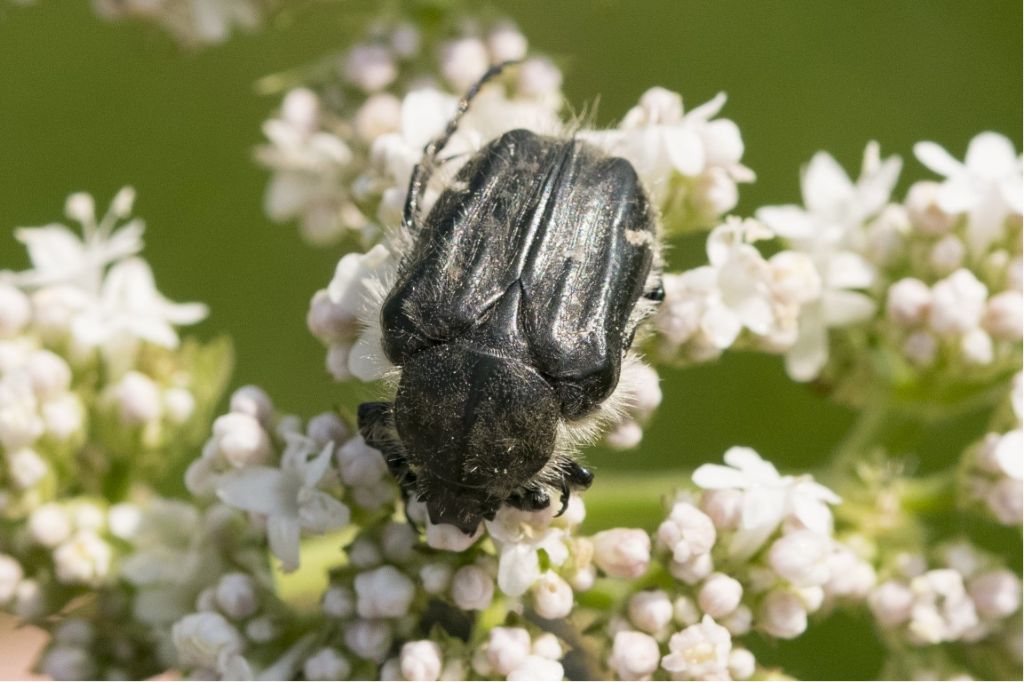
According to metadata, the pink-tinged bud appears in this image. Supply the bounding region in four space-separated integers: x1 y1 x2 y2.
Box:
609 630 660 680
698 572 744 618
592 528 651 578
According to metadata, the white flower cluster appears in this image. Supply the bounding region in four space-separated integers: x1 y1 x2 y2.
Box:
90 0 264 47
655 132 1022 390
257 18 564 246
584 86 754 233
960 373 1023 525
603 447 874 681
868 541 1021 647
184 385 390 572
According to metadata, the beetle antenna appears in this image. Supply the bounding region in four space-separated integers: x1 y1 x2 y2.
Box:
403 59 522 231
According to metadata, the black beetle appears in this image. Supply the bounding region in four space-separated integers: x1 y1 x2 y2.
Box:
359 63 662 534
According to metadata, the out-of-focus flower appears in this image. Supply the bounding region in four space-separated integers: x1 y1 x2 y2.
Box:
915 132 1023 254
661 614 733 679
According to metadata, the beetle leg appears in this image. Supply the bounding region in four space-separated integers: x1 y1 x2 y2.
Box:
557 479 570 515
403 59 522 232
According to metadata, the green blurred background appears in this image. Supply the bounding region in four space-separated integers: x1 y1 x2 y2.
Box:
0 2 1019 678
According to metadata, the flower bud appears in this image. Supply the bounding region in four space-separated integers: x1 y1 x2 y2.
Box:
381 522 417 564
698 572 744 618
486 627 531 676
171 612 243 670
700 489 743 530
886 278 931 327
336 436 387 487
348 538 382 569
64 192 95 224
321 586 354 618
670 551 714 584
609 630 660 680
304 647 351 681
440 38 489 91
628 589 673 634
164 387 195 424
344 620 393 662
728 647 757 680
343 44 397 93
215 573 259 619
906 181 956 235
6 447 47 489
355 565 415 618
592 528 651 578
768 530 831 586
903 330 938 367
968 570 1021 619
531 633 562 660
929 235 965 275
517 57 563 99
721 604 753 635
26 350 71 399
487 22 528 62
529 571 573 620
53 531 112 587
657 501 716 564
42 645 95 681
112 371 161 425
0 284 31 337
961 328 994 365
29 503 71 547
506 655 564 681
417 562 451 595
0 554 23 604
400 640 442 682
986 477 1023 525
210 413 271 468
229 385 274 425
929 269 988 336
983 291 1023 341
760 591 808 639
354 93 402 143
868 580 914 627
673 595 700 626
451 564 494 611
426 519 482 551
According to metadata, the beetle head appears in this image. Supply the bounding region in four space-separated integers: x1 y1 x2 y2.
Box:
394 344 560 533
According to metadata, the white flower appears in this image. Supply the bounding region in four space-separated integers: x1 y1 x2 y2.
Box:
172 611 244 671
451 564 494 611
692 447 840 558
400 640 442 682
229 385 275 425
28 503 72 547
609 630 660 681
531 633 562 661
354 565 416 618
983 290 1023 341
217 437 349 572
728 648 756 680
336 435 387 486
440 37 489 91
321 586 354 618
656 501 716 564
915 132 1023 253
0 283 31 337
628 589 674 635
591 528 651 579
661 614 732 679
9 190 142 291
506 655 564 682
111 370 162 425
887 278 932 327
486 507 569 596
906 569 980 644
72 257 207 350
208 412 273 469
53 530 112 587
343 44 398 93
304 648 351 681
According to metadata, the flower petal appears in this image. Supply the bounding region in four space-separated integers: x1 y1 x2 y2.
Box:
801 152 854 217
692 463 749 490
268 515 302 573
965 132 1018 178
216 467 293 516
914 141 963 178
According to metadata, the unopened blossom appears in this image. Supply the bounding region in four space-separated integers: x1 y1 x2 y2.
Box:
0 283 31 336
928 269 988 336
628 589 674 635
609 630 660 680
440 37 489 91
661 614 732 679
768 530 832 587
53 530 113 587
344 619 393 662
531 633 562 660
172 611 244 671
728 648 757 680
760 590 808 639
111 371 162 425
485 626 532 676
451 564 494 611
0 554 23 604
41 646 95 681
344 43 398 92
693 447 840 558
592 528 651 578
304 648 351 681
915 132 1023 254
214 573 259 619
968 570 1021 619
336 435 388 486
400 640 443 682
699 573 744 619
905 569 980 644
506 655 564 681
887 277 933 327
355 565 416 618
657 501 716 563
217 437 349 571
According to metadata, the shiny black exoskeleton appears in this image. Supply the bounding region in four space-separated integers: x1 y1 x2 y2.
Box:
359 64 659 533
